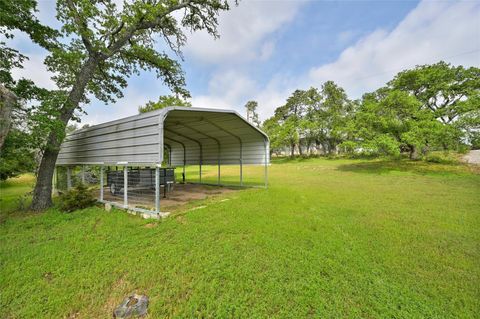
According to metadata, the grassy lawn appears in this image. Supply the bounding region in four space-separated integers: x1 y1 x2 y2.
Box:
1 158 479 318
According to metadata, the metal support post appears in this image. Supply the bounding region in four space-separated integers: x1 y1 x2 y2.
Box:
217 145 221 185
81 165 86 184
100 166 104 201
183 146 186 183
123 166 128 208
264 139 269 188
155 166 160 214
52 167 57 195
240 143 243 187
199 146 202 184
67 166 72 190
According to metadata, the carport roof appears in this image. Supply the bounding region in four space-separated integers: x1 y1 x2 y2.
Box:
56 106 270 166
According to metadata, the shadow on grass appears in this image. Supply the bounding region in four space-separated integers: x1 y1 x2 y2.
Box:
336 159 476 176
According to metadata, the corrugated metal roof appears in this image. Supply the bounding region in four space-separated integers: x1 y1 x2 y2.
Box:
56 106 269 166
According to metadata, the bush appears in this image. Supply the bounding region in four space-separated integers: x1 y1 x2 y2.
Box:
58 183 96 212
424 153 459 165
457 144 470 154
0 130 36 181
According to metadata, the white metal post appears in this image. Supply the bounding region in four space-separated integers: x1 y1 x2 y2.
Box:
240 143 243 187
183 145 186 183
52 167 57 195
67 166 72 190
123 166 128 208
81 165 86 184
100 166 104 201
217 145 221 185
264 139 269 188
199 146 202 184
155 166 160 214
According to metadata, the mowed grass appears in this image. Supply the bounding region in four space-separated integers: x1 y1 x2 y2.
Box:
0 174 35 215
0 158 479 318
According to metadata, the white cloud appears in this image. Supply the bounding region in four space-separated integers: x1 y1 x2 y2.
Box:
81 87 153 125
11 52 57 90
184 0 303 63
309 0 480 98
191 69 256 110
190 0 480 121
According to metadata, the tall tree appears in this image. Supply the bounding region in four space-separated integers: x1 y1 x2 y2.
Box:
0 0 58 177
275 90 309 155
21 0 232 210
304 82 352 155
244 100 260 127
388 62 480 149
354 89 446 159
262 116 282 156
139 95 191 113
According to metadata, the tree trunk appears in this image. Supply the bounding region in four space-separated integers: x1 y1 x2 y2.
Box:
290 143 295 157
31 57 99 211
0 84 17 150
409 145 419 160
298 143 303 156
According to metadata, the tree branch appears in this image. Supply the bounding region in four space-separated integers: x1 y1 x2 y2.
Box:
65 0 94 54
107 0 196 56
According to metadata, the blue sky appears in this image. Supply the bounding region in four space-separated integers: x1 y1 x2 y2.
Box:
9 0 480 124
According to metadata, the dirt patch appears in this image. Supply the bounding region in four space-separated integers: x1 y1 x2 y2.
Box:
99 184 236 211
143 222 157 228
463 150 480 165
64 311 80 319
102 274 134 317
43 272 53 283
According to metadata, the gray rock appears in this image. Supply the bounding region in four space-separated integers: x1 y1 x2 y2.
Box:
113 294 148 318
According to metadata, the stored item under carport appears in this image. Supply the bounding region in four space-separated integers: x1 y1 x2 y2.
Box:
107 167 175 197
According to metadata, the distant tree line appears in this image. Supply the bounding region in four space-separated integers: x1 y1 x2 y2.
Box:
260 62 480 159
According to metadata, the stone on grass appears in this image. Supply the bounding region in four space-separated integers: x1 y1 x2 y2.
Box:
105 203 112 212
113 294 148 318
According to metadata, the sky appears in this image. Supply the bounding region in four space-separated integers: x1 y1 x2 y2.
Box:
8 0 480 125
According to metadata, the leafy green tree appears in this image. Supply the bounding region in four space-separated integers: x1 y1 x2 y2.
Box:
275 90 310 155
262 116 283 156
388 62 480 149
0 128 36 180
7 0 231 210
139 95 191 113
0 0 58 177
302 82 352 155
354 89 446 159
245 100 260 127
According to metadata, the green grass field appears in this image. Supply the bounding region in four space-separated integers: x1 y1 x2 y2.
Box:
1 158 479 318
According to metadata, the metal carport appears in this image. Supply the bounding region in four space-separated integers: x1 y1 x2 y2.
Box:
55 106 269 217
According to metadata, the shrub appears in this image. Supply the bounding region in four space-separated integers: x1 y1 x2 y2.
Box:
424 153 459 165
58 183 96 212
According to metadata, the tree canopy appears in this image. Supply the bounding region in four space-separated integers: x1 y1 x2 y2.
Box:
139 95 191 113
263 62 479 158
244 100 260 127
